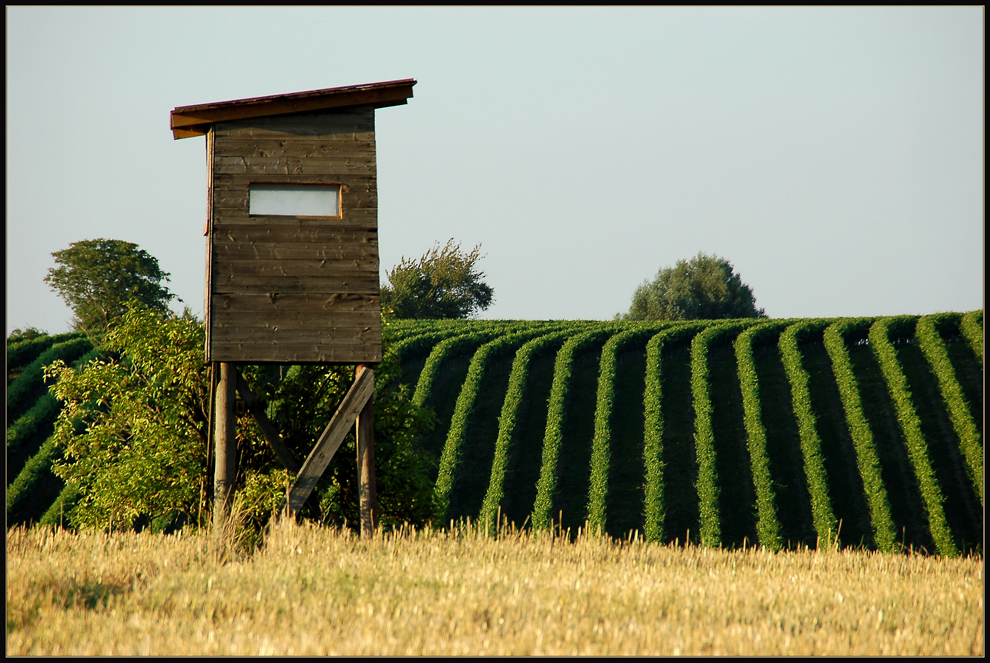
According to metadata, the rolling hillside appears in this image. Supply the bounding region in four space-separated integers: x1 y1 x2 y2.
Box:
385 312 983 555
6 312 983 555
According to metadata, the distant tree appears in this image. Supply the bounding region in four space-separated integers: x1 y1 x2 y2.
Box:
381 239 494 319
624 252 766 321
7 327 47 342
44 239 178 332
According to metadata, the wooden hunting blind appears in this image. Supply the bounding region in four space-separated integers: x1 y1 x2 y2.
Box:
170 79 416 364
171 80 416 532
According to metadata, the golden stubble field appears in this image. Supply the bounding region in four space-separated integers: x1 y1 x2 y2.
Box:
6 521 984 656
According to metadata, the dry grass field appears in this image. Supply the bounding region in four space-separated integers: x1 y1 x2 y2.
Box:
6 520 984 656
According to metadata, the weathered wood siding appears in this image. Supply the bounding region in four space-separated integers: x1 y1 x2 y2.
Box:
207 107 381 363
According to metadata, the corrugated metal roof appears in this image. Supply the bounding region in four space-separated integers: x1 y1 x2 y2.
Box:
170 78 416 139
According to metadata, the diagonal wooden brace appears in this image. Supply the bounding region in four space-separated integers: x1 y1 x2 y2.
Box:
283 365 375 516
236 373 301 474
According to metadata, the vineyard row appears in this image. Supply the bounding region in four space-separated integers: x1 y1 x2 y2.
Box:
389 311 982 555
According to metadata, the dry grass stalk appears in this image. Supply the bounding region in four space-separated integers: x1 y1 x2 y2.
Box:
6 520 983 656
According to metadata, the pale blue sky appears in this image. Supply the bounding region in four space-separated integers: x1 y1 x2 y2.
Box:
6 7 984 335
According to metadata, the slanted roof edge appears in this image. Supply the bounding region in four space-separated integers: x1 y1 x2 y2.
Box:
170 78 416 140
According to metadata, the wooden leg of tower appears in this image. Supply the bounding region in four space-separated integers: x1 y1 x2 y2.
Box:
214 361 237 527
355 364 377 538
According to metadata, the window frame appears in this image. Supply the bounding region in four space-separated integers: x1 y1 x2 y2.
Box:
247 182 343 219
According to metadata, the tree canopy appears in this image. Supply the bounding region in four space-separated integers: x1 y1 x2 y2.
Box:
624 252 766 321
380 239 494 319
45 239 178 331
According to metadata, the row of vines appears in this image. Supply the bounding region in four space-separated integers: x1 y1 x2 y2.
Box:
6 332 98 526
7 311 983 555
385 311 982 555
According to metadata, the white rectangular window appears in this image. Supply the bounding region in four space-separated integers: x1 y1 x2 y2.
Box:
249 184 341 217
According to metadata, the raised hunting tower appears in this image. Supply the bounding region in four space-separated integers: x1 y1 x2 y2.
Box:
171 79 416 364
171 79 416 534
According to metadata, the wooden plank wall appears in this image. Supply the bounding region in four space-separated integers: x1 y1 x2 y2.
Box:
207 108 382 364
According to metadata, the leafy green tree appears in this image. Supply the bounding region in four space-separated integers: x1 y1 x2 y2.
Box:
45 239 178 331
624 252 766 321
45 304 210 530
45 303 435 532
381 239 494 319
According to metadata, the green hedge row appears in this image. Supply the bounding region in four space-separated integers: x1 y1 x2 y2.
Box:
385 318 495 342
641 322 707 543
779 319 839 547
38 482 82 529
531 325 621 532
432 325 560 523
823 318 897 551
7 348 102 525
690 320 755 548
7 337 94 425
7 348 102 466
478 327 575 531
869 317 958 557
7 436 61 523
915 314 983 504
6 334 65 374
7 395 61 473
411 326 511 408
586 324 671 536
959 310 983 366
733 321 789 551
391 329 454 361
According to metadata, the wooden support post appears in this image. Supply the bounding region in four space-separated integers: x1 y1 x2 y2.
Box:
213 362 237 526
283 365 375 516
355 365 377 538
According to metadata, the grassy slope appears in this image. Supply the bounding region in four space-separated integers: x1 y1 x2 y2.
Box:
7 315 983 554
390 315 981 553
